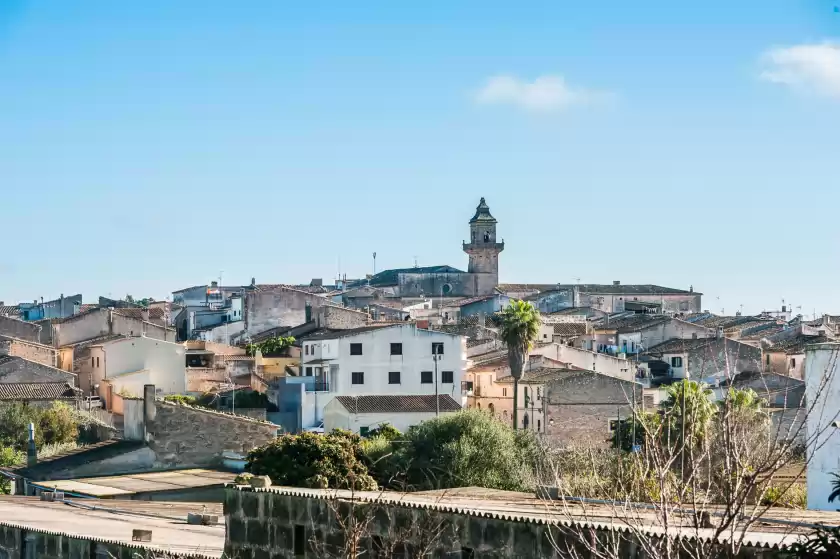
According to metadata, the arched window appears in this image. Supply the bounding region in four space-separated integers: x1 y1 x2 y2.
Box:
483 231 490 242
523 413 530 430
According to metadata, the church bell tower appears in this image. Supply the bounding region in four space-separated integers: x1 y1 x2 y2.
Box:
463 197 504 292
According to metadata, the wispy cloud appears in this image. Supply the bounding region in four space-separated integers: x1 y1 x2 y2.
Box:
473 74 607 112
760 42 840 98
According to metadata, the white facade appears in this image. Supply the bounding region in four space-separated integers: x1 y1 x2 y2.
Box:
91 336 187 397
298 324 467 427
324 400 457 434
805 342 840 510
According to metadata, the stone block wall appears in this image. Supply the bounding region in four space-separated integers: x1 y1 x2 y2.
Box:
149 401 277 467
0 337 57 367
223 488 591 559
223 488 786 559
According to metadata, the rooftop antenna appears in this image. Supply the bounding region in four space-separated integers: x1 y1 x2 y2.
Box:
372 252 377 276
414 256 419 268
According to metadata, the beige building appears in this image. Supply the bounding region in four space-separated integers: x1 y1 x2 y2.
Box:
53 307 176 348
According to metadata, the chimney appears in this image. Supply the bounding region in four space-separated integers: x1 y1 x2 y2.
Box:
782 305 786 313
689 285 693 293
27 422 37 467
143 385 156 444
613 281 620 286
251 277 256 287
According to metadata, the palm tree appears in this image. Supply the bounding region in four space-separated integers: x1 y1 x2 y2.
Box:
499 300 541 430
829 472 840 503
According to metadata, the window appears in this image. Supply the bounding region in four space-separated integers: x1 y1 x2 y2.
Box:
91 357 95 368
766 354 771 365
352 372 364 385
305 367 313 377
791 358 796 368
389 371 401 384
305 345 309 355
350 343 363 355
421 371 433 384
442 371 453 384
537 419 541 431
671 356 683 368
390 343 402 356
537 388 541 401
294 525 306 556
502 388 508 397
543 333 548 339
360 426 370 437
96 357 100 367
432 342 444 355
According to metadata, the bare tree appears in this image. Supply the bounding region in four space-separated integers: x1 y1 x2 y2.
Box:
535 343 840 558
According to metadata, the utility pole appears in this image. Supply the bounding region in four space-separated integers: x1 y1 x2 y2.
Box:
433 343 441 416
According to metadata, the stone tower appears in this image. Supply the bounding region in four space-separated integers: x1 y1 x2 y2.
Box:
463 197 504 293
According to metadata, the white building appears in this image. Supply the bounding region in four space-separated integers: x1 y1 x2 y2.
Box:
805 342 840 510
293 323 467 429
89 336 186 401
324 394 461 435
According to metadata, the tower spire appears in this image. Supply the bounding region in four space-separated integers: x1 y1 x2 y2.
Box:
463 197 504 294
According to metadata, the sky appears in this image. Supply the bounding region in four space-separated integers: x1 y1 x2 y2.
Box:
1 1 839 316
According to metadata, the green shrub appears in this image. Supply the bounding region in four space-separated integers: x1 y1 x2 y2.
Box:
365 423 401 441
246 430 377 490
390 408 539 492
163 394 198 406
760 483 806 509
0 402 79 452
0 446 24 494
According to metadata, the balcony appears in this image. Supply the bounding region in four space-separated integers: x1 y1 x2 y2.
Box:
287 376 331 393
462 241 505 253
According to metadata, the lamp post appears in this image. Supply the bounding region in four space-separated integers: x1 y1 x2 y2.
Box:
433 343 441 416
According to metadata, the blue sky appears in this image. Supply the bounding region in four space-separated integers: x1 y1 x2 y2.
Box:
1 1 838 316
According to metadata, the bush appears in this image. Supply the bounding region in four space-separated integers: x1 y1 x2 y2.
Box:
387 408 539 492
760 483 806 508
0 446 23 494
163 394 198 406
246 430 377 490
365 423 401 441
0 402 79 452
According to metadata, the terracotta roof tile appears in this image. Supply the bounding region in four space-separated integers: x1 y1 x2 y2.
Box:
0 382 79 400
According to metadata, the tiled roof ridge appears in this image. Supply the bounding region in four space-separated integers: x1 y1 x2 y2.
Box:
0 355 78 378
227 486 790 550
157 399 275 425
0 335 55 350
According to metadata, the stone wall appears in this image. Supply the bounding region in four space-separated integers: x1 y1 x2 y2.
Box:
245 287 331 337
224 488 562 559
315 305 369 330
0 523 189 559
222 488 780 559
0 316 42 344
0 336 56 366
543 372 641 448
149 401 277 467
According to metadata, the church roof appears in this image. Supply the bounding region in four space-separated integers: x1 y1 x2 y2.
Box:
368 265 466 287
469 197 497 224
